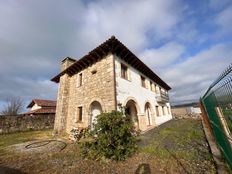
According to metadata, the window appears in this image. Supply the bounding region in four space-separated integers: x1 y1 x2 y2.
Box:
78 107 83 121
156 106 159 116
121 63 128 80
155 84 157 93
141 76 146 88
162 106 165 116
150 81 153 91
91 69 97 74
79 73 82 86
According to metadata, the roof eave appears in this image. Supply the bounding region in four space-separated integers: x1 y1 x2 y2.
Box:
27 101 35 108
50 36 172 90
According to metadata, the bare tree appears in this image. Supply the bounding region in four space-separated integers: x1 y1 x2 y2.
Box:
0 97 24 116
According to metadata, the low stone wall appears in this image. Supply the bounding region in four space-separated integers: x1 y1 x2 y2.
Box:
0 114 55 134
172 108 201 119
171 108 188 116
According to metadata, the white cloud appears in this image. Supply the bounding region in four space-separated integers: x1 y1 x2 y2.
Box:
215 5 232 36
139 42 185 67
161 43 232 103
0 0 231 107
0 78 57 101
72 0 184 54
0 0 185 106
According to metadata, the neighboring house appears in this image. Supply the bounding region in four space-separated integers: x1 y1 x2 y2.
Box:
51 36 172 134
23 99 56 115
171 102 201 116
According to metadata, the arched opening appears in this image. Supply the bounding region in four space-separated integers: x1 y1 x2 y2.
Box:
125 100 139 130
90 101 102 129
145 102 152 126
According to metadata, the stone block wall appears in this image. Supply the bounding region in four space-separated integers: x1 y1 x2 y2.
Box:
54 74 70 133
54 53 116 134
0 114 55 134
171 107 188 116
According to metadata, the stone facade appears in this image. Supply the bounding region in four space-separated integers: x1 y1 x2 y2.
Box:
54 74 71 133
54 54 116 133
61 57 75 71
0 114 54 134
53 37 172 135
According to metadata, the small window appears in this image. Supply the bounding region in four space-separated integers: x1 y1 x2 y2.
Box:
141 76 146 88
91 69 97 74
156 106 159 116
79 73 82 86
121 64 128 80
78 107 83 121
162 106 165 116
150 81 153 91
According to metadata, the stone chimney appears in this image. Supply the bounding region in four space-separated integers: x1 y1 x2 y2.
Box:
61 57 76 71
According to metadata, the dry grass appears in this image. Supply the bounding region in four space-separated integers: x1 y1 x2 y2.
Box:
0 119 216 174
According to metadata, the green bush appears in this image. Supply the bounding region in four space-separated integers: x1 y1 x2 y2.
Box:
80 111 138 161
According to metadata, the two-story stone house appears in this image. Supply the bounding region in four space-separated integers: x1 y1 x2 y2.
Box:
23 99 56 116
51 36 172 134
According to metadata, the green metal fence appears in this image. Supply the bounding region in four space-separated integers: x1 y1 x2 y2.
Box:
201 63 232 169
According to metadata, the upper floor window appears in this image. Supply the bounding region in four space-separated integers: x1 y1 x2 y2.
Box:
150 81 153 91
154 84 157 93
141 76 146 88
78 73 83 87
78 106 83 121
121 63 129 80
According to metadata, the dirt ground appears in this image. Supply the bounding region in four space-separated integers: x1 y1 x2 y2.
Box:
0 118 216 174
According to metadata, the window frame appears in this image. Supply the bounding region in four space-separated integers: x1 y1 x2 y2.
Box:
77 106 83 122
162 106 165 116
167 106 170 115
76 73 83 87
121 63 129 80
150 81 153 91
141 76 146 88
79 73 83 86
156 106 159 117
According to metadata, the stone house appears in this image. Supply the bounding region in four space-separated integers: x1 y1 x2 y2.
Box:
23 99 56 116
51 36 172 134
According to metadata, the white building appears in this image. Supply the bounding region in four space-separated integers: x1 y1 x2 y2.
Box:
52 36 172 134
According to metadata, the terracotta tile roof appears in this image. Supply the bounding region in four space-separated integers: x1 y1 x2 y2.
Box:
27 99 57 108
23 107 56 115
51 36 171 90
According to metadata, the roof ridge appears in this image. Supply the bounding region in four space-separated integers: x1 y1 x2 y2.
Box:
51 36 171 90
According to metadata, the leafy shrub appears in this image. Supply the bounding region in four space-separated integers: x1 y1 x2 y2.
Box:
70 127 91 141
80 111 138 161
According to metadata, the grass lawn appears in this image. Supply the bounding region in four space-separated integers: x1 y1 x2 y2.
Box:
0 119 216 174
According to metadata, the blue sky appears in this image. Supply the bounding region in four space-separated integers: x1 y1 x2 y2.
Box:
0 0 231 110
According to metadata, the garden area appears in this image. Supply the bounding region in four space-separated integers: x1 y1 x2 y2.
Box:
0 118 216 174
